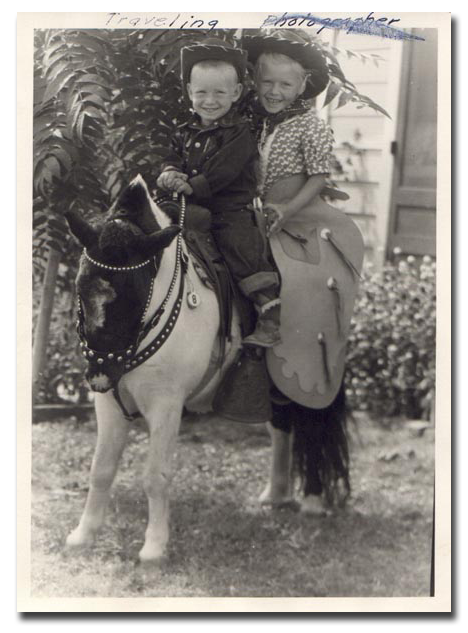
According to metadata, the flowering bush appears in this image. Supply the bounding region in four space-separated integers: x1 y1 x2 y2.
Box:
345 255 436 420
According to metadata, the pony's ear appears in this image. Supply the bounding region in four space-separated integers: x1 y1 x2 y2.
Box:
65 210 100 249
112 175 160 234
115 176 151 218
134 225 181 258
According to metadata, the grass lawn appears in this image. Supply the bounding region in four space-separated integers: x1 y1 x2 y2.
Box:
30 411 434 598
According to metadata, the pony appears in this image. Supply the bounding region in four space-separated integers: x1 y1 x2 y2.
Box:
64 175 351 563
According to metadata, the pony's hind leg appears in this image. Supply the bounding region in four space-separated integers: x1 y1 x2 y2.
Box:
66 393 129 548
138 399 183 564
259 421 294 505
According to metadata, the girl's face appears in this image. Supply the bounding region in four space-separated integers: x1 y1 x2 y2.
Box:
256 57 307 114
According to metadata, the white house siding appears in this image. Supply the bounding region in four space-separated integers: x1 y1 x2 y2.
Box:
315 31 404 266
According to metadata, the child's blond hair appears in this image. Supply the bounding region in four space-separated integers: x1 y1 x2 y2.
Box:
255 52 307 83
190 59 240 84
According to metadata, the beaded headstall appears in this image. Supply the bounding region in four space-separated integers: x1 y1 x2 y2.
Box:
77 196 187 418
82 249 154 272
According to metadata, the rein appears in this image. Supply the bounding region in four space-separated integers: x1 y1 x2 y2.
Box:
78 195 187 420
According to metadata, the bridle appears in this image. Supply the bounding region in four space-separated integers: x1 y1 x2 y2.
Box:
77 195 188 420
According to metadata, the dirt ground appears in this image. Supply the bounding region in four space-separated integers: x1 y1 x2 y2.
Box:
30 411 434 598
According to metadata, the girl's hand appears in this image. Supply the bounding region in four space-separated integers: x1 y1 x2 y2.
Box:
263 202 290 235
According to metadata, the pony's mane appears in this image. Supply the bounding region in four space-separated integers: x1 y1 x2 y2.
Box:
152 199 173 228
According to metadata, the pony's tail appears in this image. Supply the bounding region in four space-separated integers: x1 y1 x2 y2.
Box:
291 383 350 506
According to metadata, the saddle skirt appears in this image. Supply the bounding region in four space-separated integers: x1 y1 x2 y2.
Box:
266 196 364 409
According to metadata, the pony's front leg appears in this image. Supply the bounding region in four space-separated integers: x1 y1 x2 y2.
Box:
259 422 294 505
139 401 183 564
66 393 129 548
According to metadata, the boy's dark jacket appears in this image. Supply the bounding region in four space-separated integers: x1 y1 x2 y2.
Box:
159 110 258 214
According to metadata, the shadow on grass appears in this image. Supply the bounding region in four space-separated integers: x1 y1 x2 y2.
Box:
32 416 434 598
86 487 432 598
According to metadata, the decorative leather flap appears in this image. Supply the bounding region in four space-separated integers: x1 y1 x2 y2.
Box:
266 196 364 409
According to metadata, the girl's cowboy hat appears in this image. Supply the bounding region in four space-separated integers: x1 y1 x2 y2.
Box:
242 30 329 99
181 38 248 86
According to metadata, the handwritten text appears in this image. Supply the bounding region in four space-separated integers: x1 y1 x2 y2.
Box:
105 13 219 31
260 12 425 41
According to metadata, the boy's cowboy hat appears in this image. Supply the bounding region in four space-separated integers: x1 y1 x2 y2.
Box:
181 38 248 86
242 30 329 99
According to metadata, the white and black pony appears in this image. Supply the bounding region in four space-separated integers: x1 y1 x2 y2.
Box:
65 175 350 563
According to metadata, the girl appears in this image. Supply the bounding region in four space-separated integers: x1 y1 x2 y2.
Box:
243 31 364 511
243 30 333 233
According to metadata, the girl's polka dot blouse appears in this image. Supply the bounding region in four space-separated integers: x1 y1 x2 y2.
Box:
259 109 334 194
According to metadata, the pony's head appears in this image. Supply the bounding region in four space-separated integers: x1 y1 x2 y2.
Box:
66 176 180 392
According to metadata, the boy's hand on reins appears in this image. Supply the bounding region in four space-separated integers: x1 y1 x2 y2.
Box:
157 170 188 191
173 179 193 195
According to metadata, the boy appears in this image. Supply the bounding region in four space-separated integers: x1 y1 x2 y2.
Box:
156 39 281 348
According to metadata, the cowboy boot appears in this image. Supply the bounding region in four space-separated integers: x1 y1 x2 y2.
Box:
243 296 282 348
238 273 282 348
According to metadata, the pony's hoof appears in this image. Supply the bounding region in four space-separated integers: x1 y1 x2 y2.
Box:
138 543 167 565
65 527 96 549
259 485 294 507
137 555 167 569
300 495 329 516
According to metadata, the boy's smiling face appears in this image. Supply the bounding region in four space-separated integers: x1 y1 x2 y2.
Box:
187 63 242 127
256 56 307 114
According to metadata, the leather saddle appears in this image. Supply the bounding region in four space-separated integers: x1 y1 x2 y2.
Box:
156 198 254 347
156 197 272 423
156 176 364 417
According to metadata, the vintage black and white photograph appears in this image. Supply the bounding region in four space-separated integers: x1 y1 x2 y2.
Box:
18 10 450 611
